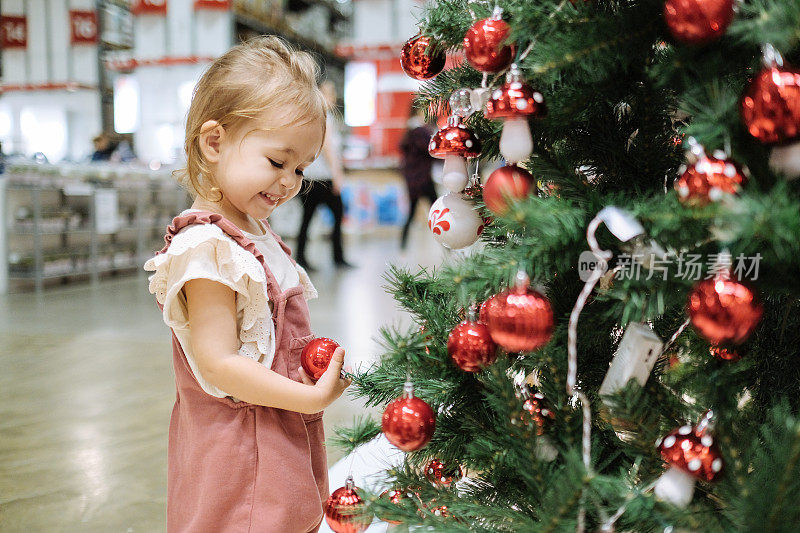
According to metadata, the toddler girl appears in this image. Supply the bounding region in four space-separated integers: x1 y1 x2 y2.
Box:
144 37 351 532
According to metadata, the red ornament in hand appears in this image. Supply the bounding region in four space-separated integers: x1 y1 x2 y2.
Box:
463 7 515 73
674 152 748 205
687 275 763 345
484 272 554 352
401 34 446 80
425 459 463 487
382 382 436 451
301 337 340 381
663 0 735 46
741 63 800 145
324 475 371 533
447 307 497 372
483 165 536 215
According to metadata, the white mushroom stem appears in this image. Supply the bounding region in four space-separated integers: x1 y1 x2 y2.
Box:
769 142 800 180
442 155 469 192
500 117 533 164
535 436 558 463
654 466 696 508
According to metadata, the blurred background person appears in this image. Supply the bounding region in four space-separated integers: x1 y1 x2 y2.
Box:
295 81 352 271
90 133 117 162
399 105 437 250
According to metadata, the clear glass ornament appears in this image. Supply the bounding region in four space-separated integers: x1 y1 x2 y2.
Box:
449 88 474 117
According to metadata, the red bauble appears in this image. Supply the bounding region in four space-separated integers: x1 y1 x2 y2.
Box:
401 34 446 80
709 345 741 361
324 476 371 533
484 276 554 352
301 337 340 381
687 276 763 345
741 64 800 145
447 318 497 372
382 383 436 451
663 0 735 46
484 80 546 120
483 165 536 215
463 15 515 73
425 458 463 487
674 154 748 205
657 425 723 482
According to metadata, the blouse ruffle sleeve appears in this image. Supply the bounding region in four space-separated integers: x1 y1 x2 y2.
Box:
143 224 276 371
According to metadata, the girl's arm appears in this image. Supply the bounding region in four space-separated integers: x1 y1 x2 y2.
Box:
184 278 350 414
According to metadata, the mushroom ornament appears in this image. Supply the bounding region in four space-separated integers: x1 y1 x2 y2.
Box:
484 63 546 164
429 115 482 193
654 412 723 508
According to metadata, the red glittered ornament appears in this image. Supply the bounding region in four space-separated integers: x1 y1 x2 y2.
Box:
447 307 498 372
424 459 463 487
428 115 482 158
663 0 735 46
401 34 446 80
382 382 436 451
484 272 554 352
687 275 763 345
324 475 371 533
674 152 748 205
463 7 515 73
709 345 741 361
741 63 800 145
483 165 536 215
300 337 340 381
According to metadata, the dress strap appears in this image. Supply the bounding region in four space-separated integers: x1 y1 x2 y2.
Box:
260 219 297 265
157 211 284 305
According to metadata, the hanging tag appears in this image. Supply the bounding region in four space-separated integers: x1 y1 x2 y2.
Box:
599 322 663 398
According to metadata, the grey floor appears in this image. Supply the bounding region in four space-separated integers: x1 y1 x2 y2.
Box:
0 223 445 532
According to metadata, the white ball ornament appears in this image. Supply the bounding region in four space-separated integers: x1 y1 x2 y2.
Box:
428 193 484 249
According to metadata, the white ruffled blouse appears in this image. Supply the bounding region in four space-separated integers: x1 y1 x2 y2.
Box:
144 211 317 397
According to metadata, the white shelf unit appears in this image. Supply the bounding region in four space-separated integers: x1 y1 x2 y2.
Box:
3 163 189 293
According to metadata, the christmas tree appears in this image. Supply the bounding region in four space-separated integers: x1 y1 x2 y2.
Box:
328 1 800 531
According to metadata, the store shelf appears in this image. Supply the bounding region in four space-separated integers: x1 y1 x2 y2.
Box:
3 162 188 293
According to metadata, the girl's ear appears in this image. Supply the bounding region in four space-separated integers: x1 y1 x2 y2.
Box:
198 120 226 163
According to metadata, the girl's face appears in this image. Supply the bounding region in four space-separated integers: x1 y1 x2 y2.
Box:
211 111 324 226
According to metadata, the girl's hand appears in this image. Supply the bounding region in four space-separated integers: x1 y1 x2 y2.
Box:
297 347 351 408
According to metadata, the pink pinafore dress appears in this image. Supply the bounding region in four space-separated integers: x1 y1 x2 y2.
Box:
155 211 328 532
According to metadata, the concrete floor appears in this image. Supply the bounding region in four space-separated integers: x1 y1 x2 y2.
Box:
0 223 446 532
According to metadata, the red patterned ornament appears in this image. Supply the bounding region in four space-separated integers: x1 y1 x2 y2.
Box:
483 164 536 215
484 271 554 352
674 151 748 206
655 413 723 508
663 0 735 46
378 488 415 525
687 274 763 345
301 337 340 381
401 33 446 80
447 306 498 372
324 475 371 533
463 6 515 73
425 459 463 487
709 345 741 361
382 382 436 451
520 389 555 436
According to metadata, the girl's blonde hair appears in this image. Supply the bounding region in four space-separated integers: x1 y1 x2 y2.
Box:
178 36 328 199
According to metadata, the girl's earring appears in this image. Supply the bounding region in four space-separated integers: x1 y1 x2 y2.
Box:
209 186 224 202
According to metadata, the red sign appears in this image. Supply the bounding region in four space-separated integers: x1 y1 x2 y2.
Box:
70 10 98 45
131 0 168 15
0 16 27 49
194 0 230 9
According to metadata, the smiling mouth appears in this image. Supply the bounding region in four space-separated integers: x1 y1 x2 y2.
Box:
259 192 283 204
